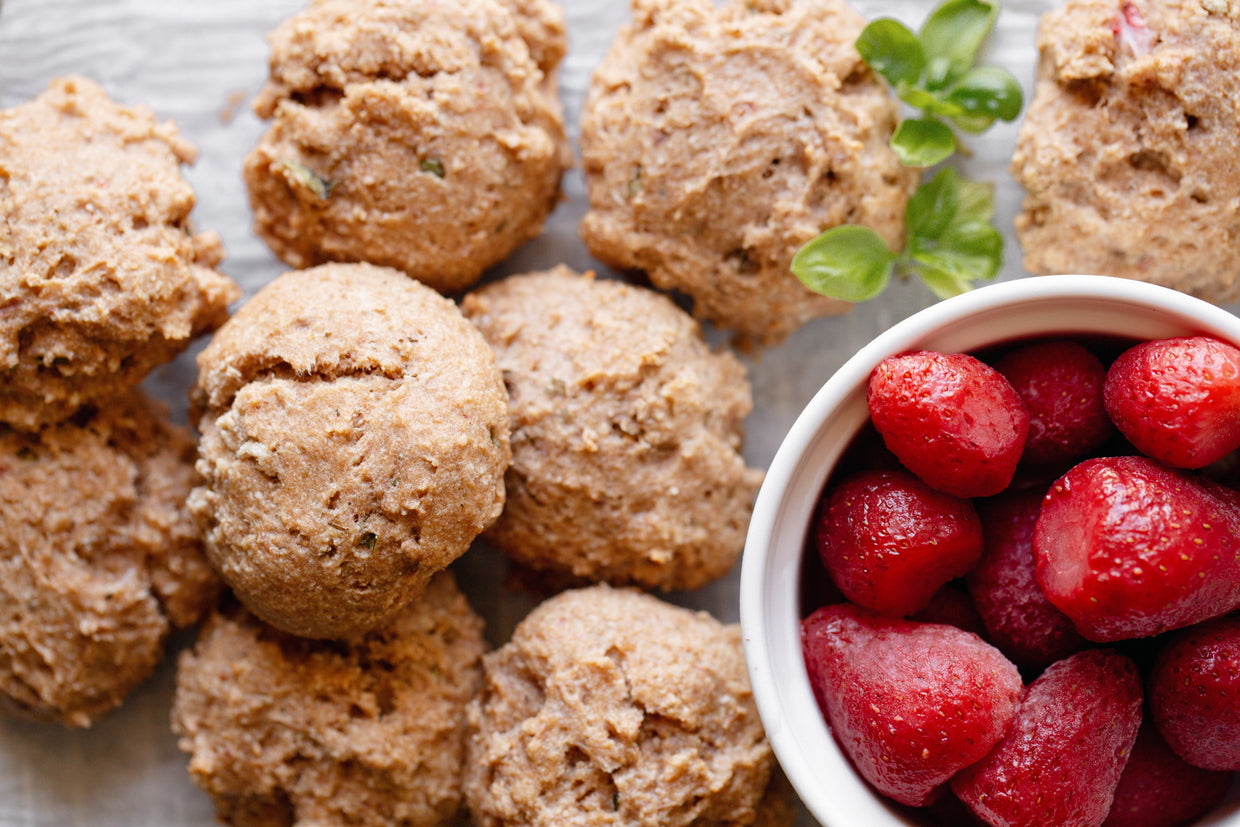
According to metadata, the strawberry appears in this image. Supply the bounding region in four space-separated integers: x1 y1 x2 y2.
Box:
1148 614 1240 771
910 581 987 638
951 649 1144 827
1103 336 1240 469
1101 721 1234 827
801 604 1022 807
993 339 1113 468
813 469 984 616
968 488 1089 672
868 351 1029 498
1034 456 1240 641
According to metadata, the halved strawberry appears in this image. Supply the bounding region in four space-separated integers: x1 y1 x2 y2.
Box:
951 649 1143 827
994 339 1113 468
1034 456 1240 641
801 604 1022 807
1148 614 1240 771
813 469 984 616
868 351 1029 498
1104 336 1240 469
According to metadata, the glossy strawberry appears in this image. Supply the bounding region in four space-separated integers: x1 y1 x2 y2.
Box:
1101 721 1234 827
994 339 1113 468
1104 336 1240 469
868 350 1029 498
801 604 1022 807
952 649 1144 827
813 469 984 616
1034 456 1240 641
968 488 1089 671
1148 614 1240 771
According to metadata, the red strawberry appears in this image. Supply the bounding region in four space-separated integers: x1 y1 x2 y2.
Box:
951 649 1144 827
868 351 1029 498
801 604 1022 807
1034 456 1240 641
910 581 987 638
968 488 1090 671
1101 721 1234 827
813 469 984 616
1148 614 1240 771
1104 336 1240 469
994 339 1113 468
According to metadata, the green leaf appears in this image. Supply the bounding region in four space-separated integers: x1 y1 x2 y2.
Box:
792 226 898 303
890 118 957 167
856 19 925 88
956 178 995 223
951 112 999 134
919 0 1000 89
905 168 961 241
910 219 1004 282
944 65 1024 123
897 85 963 119
917 266 976 299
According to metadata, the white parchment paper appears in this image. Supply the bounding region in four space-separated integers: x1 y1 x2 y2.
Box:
6 1 1228 825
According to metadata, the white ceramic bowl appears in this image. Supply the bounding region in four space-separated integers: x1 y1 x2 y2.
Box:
740 275 1240 827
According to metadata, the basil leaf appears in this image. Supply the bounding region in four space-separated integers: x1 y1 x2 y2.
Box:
951 112 998 134
792 226 898 303
905 168 961 241
910 219 1004 281
919 0 999 90
856 19 925 88
944 65 1024 122
890 118 956 167
898 85 965 119
917 266 975 299
955 178 995 223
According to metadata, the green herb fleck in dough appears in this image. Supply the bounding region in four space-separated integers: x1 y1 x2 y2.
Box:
420 158 446 178
280 159 337 200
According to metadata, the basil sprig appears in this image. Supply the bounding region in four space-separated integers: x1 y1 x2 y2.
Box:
793 168 1002 302
857 0 1023 165
792 0 1019 303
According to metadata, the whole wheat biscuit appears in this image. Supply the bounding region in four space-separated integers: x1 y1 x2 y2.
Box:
244 0 571 295
0 76 238 430
190 262 510 640
0 390 219 727
463 268 762 591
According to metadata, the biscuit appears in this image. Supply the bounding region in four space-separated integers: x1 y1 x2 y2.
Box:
0 76 238 430
190 263 510 639
462 268 762 591
244 0 571 294
579 0 916 344
1013 0 1240 302
464 586 778 827
0 390 220 727
173 572 486 827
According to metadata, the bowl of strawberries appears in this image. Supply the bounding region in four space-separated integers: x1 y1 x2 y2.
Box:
740 274 1240 827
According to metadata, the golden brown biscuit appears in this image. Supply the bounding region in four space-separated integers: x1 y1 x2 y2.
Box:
1013 0 1240 302
579 0 916 345
464 585 776 827
189 262 510 640
0 390 220 727
0 76 239 430
173 572 486 827
462 268 763 591
243 0 571 295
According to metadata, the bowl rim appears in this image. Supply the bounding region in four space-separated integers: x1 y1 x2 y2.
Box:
739 274 1240 826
